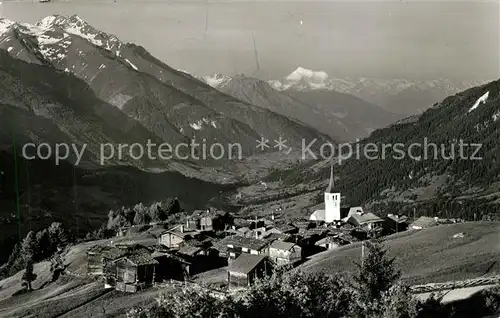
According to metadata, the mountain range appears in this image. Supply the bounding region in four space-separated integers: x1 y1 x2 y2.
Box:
196 73 401 141
201 67 484 116
0 15 328 164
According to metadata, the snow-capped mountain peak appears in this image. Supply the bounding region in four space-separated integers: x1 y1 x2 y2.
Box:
0 14 130 73
198 72 231 89
0 19 14 37
285 66 329 83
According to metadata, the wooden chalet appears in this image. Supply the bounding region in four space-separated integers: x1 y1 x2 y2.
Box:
227 254 271 289
345 210 384 235
225 236 269 261
268 241 302 266
384 214 409 234
151 250 191 281
87 244 140 276
112 251 158 293
87 245 126 275
315 235 349 251
158 225 203 248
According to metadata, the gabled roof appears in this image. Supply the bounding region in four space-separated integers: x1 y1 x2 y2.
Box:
114 249 158 266
222 235 269 251
410 216 438 228
160 225 200 238
177 245 202 257
348 212 383 225
309 209 325 221
293 221 312 229
269 241 296 251
315 236 347 246
386 214 409 223
262 233 291 242
125 253 159 266
274 223 297 233
228 254 267 274
348 207 364 217
325 161 336 193
87 245 127 260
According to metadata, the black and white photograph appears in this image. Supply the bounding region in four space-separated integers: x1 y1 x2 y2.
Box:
0 0 499 317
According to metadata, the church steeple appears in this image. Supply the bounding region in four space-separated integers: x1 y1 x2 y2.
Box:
325 160 335 193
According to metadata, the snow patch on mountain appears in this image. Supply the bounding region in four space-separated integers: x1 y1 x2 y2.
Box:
125 58 138 71
36 15 58 30
190 118 218 130
468 91 489 113
190 122 202 130
37 33 68 45
64 24 102 46
199 73 231 89
109 93 133 109
492 110 500 122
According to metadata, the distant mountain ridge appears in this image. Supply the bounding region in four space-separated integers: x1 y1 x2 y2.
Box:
200 73 400 141
198 74 402 141
271 67 485 115
199 67 484 116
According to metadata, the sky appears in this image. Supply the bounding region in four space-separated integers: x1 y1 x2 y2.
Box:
1 0 499 80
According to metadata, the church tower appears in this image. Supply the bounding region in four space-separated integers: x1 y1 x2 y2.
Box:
324 162 341 222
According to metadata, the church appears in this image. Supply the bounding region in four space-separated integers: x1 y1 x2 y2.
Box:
309 163 346 223
310 162 384 231
309 162 344 223
309 162 366 223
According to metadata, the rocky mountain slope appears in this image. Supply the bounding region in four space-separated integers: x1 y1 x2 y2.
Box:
286 89 401 140
201 74 399 141
269 67 483 115
0 50 169 169
0 16 328 157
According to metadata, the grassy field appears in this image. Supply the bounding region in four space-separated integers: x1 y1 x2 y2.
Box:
300 221 500 285
0 260 103 318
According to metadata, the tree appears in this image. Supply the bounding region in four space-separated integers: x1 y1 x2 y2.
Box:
133 208 147 225
21 231 39 263
133 203 150 225
48 222 69 249
21 259 37 291
109 212 129 230
148 202 162 222
165 198 181 216
241 270 353 318
152 286 233 317
36 228 52 259
379 283 419 318
50 253 65 282
352 239 401 317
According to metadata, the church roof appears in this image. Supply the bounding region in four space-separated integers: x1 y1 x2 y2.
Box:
309 209 325 221
325 161 340 193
